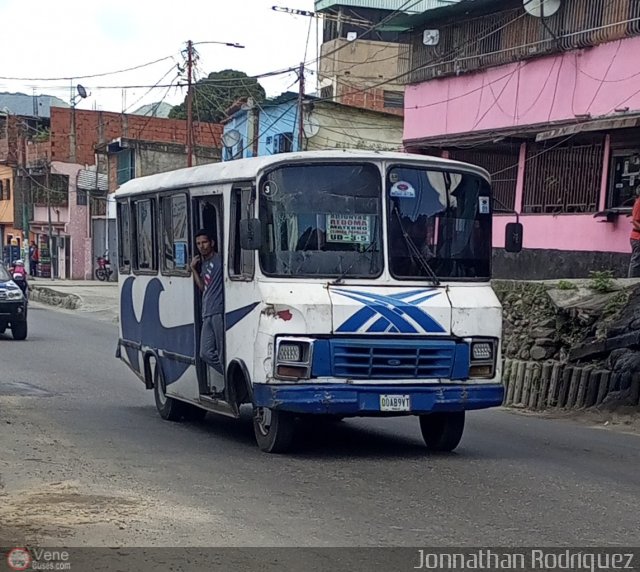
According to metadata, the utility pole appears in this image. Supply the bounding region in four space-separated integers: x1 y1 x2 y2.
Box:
297 62 305 152
20 130 30 271
46 165 53 281
186 40 194 167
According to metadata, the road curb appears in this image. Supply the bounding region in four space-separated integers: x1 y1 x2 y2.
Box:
30 286 82 310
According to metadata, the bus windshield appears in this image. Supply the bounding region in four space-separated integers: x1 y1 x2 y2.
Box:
259 163 383 278
387 166 492 280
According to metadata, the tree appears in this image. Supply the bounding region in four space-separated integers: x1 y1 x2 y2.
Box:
169 69 266 123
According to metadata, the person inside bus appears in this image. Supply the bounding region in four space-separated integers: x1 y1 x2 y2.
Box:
190 229 224 394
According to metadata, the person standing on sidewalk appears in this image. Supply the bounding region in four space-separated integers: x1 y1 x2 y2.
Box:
29 241 38 278
630 188 640 278
190 230 224 393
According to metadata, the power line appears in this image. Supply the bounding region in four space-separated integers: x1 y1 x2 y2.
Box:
0 55 176 82
305 0 425 69
240 104 298 156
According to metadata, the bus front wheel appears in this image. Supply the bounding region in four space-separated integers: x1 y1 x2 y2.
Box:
253 407 295 453
419 411 465 452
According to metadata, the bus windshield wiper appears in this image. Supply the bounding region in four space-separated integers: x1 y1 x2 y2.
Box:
331 240 377 285
393 207 441 286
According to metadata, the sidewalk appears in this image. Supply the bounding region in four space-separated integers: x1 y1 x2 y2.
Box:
30 279 119 323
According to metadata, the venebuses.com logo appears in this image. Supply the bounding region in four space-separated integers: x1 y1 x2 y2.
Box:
5 547 71 571
6 548 32 571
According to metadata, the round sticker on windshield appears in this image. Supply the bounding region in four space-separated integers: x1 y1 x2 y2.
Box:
390 181 416 198
261 180 279 197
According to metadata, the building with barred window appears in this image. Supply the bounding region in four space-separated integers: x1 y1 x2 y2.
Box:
401 0 640 278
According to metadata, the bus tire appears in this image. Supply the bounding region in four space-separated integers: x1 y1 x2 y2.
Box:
253 407 295 453
153 361 184 422
419 411 465 452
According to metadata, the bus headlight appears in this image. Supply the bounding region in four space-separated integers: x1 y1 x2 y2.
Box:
278 342 303 362
469 339 497 379
472 342 493 361
274 338 313 381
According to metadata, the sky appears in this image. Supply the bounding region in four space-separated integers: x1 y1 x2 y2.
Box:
0 0 317 114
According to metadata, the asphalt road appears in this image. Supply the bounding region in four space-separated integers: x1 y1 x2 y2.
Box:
1 304 639 548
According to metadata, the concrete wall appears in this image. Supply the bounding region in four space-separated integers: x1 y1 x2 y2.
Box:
138 148 188 177
319 38 404 89
404 36 640 142
223 100 403 157
308 101 403 151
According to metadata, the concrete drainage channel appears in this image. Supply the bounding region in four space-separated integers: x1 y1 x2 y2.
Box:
29 286 82 310
502 358 640 411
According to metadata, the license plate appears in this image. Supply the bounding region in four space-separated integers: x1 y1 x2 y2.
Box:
379 394 411 412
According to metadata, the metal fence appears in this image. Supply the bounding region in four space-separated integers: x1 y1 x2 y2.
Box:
448 148 520 211
522 142 603 213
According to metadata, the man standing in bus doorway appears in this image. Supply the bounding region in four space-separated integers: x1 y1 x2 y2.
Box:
629 186 640 278
190 229 225 395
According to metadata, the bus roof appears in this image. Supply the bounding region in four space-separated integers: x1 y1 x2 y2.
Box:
114 149 491 197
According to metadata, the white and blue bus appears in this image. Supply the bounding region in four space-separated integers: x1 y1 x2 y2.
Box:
115 150 522 453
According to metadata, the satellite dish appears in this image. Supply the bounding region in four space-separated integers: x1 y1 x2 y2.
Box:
303 115 320 138
77 84 88 99
524 0 561 18
222 129 241 148
346 31 358 41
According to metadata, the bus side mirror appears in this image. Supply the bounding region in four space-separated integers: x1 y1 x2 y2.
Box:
505 222 523 253
240 219 262 250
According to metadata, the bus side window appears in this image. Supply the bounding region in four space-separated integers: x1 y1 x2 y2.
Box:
229 187 255 280
117 201 131 274
161 193 189 274
132 198 157 272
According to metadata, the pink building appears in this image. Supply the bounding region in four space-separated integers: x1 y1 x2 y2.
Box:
28 162 106 279
402 0 640 278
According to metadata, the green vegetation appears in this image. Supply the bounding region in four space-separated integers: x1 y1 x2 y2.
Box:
33 128 50 142
595 290 630 340
169 69 266 123
556 280 577 290
588 270 616 293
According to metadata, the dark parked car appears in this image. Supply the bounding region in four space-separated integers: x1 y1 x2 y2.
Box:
0 261 28 340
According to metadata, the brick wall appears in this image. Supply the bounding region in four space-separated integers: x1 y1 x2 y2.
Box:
0 116 23 165
25 140 51 167
337 84 404 117
50 107 222 166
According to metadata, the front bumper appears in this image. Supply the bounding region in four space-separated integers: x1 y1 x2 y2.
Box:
253 383 504 415
0 300 27 323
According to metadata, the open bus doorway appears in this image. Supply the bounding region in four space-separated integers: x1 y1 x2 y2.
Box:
192 196 226 398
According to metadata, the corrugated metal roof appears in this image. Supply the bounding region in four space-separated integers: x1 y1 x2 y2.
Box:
77 169 108 192
314 0 461 14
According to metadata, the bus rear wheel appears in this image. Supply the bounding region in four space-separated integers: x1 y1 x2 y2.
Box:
419 411 465 452
253 407 295 453
153 361 184 422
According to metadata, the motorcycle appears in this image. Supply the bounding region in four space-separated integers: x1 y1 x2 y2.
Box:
95 253 113 282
